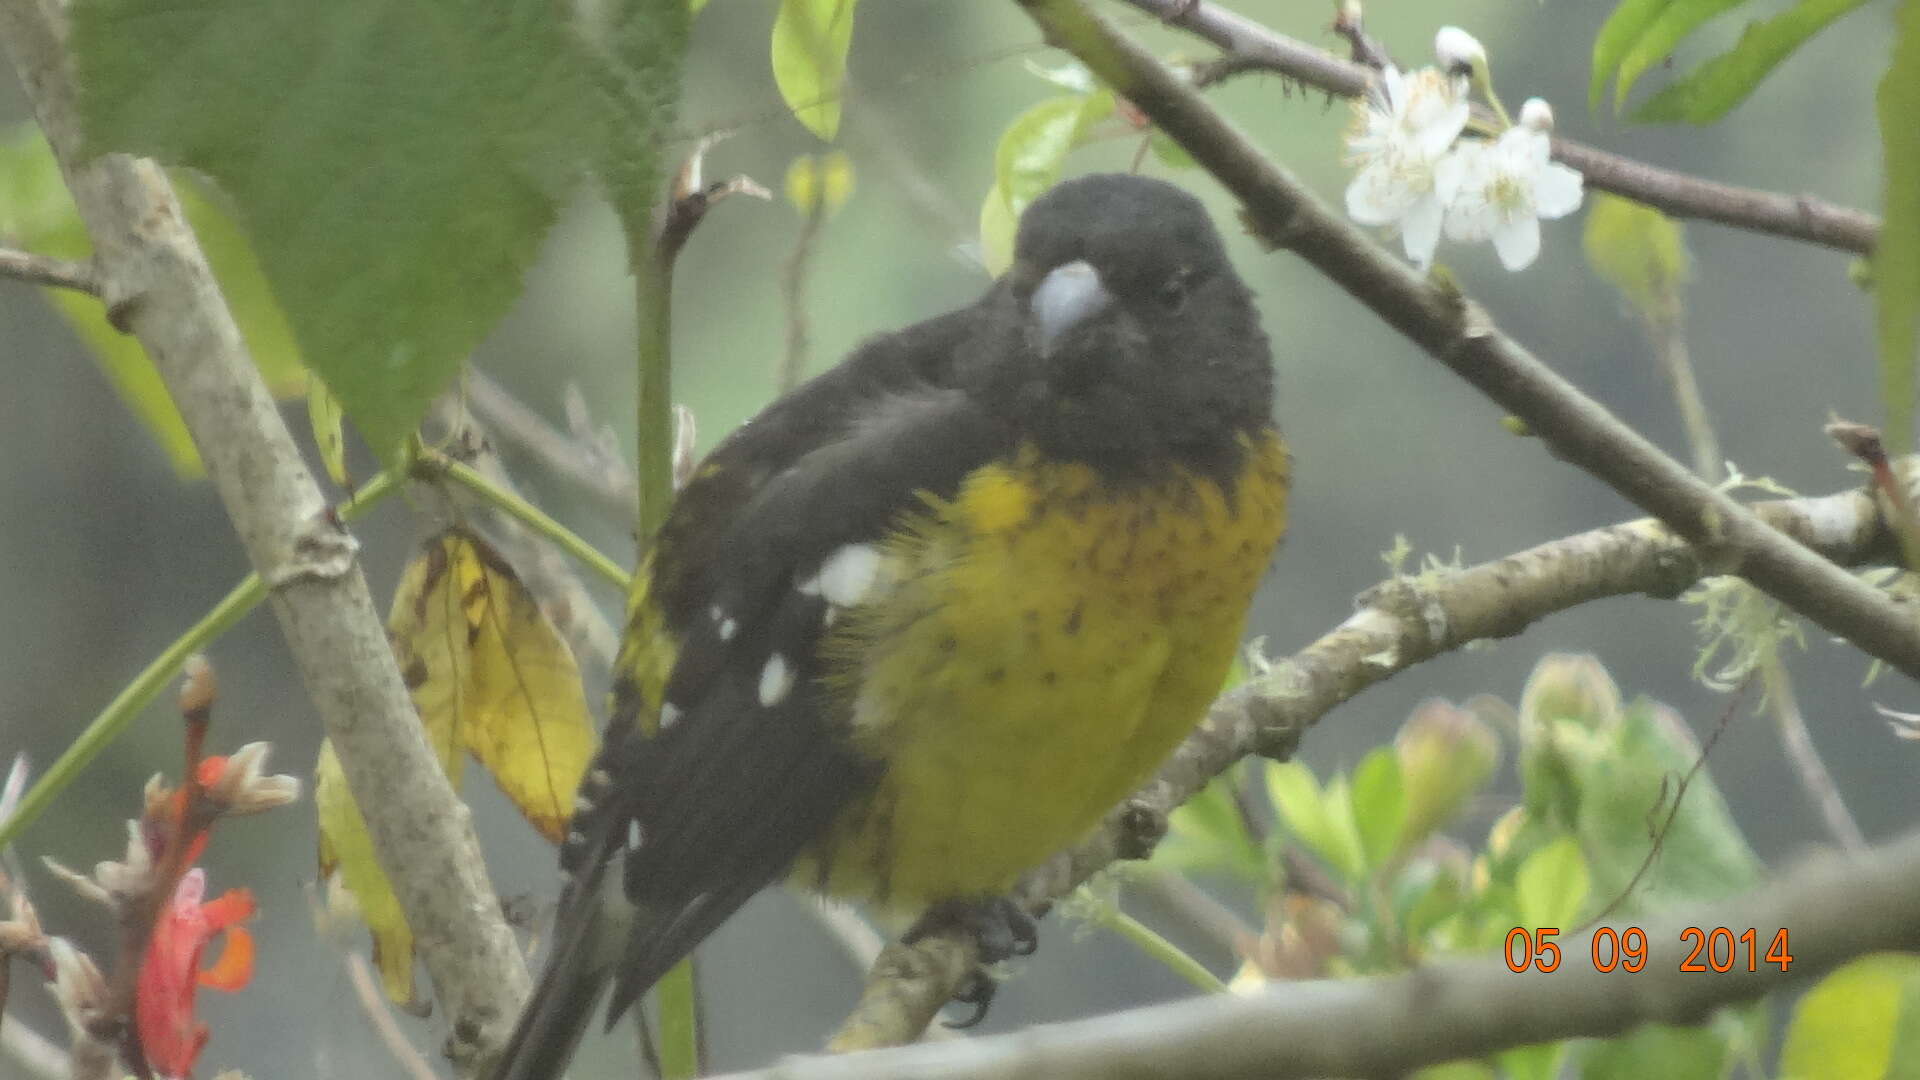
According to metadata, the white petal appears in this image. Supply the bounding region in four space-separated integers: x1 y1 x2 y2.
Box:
1533 163 1585 219
1519 97 1554 132
1346 165 1409 225
1433 143 1476 206
1411 99 1469 158
1491 215 1542 270
1401 197 1444 267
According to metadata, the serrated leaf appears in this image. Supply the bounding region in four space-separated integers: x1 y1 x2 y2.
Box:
318 529 595 1003
71 0 682 464
1592 0 1673 112
1631 0 1874 124
1613 1 1750 112
1584 193 1690 323
1878 0 1920 456
0 126 304 477
785 151 855 217
771 0 860 141
977 91 1116 276
1514 835 1589 929
1349 747 1407 869
1781 954 1920 1079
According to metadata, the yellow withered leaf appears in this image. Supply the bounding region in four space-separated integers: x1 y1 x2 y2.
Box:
316 528 596 1004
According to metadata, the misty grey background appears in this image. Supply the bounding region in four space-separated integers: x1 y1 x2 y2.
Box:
0 1 1908 1076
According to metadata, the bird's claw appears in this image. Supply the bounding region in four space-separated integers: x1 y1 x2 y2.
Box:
904 897 1038 1028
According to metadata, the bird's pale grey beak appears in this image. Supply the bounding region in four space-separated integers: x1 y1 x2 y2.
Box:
1029 259 1113 358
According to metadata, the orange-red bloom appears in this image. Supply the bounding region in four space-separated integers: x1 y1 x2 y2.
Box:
136 868 255 1078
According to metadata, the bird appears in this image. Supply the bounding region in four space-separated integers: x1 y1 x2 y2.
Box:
492 172 1288 1080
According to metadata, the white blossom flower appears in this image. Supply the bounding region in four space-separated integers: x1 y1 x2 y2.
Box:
1344 65 1470 267
1435 98 1583 271
1433 26 1486 77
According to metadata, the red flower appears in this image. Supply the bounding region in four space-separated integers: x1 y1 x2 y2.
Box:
136 868 256 1078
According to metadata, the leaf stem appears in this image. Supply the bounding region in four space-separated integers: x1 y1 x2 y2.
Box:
1104 908 1229 995
431 455 631 590
0 468 403 850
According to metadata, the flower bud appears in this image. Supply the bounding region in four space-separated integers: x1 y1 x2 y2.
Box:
1434 26 1486 77
1520 97 1554 132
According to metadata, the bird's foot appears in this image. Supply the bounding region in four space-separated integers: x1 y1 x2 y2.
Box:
903 897 1037 1029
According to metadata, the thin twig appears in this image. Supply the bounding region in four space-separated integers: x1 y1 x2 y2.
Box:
780 196 828 393
1122 0 1881 255
345 952 443 1080
464 370 639 517
0 246 98 295
1761 655 1868 851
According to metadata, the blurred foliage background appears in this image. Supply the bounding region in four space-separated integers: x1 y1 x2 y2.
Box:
0 1 1909 1076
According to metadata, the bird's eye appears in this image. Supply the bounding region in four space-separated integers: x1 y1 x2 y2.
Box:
1157 268 1192 313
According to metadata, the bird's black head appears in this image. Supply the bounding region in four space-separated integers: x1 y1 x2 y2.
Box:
974 173 1275 484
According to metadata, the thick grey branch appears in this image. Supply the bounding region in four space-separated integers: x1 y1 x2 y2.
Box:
1124 0 1881 255
725 832 1920 1079
824 465 1907 1048
0 0 528 1072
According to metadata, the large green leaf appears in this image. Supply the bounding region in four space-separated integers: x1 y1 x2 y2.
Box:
70 0 685 463
772 0 861 141
1878 0 1920 455
1781 954 1920 1079
1632 0 1875 123
1594 0 1749 112
1591 0 1669 111
0 127 303 477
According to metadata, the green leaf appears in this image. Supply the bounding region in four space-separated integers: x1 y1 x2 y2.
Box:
1614 1 1750 112
0 127 305 477
1266 760 1365 884
1592 0 1670 111
1154 766 1264 883
1878 0 1920 456
1574 701 1762 910
1584 193 1691 324
1514 836 1588 930
1781 954 1920 1079
71 0 684 464
1412 1064 1495 1080
771 0 860 141
977 91 1115 276
1349 747 1407 869
1581 1025 1726 1079
1495 1042 1566 1080
1631 0 1875 124
1148 129 1197 170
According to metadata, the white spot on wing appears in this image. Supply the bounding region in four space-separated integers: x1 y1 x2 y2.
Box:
758 652 794 706
628 820 644 851
815 544 882 608
659 701 683 729
573 794 593 815
718 617 738 641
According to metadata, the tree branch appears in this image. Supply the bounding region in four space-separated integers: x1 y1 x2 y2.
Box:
1019 0 1920 679
722 831 1920 1080
824 464 1911 1048
0 246 99 295
0 0 527 1072
1123 0 1882 256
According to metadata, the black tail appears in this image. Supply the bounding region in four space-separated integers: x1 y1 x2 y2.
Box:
491 901 615 1080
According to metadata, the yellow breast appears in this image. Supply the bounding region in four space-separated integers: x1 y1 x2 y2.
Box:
798 429 1290 905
